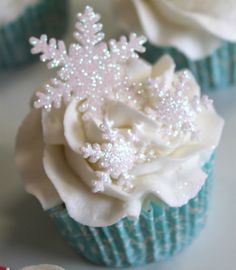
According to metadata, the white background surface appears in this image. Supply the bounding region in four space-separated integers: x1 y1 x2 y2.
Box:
0 0 236 269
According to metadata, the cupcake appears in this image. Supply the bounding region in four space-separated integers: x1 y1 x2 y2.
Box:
114 0 236 91
1 265 63 270
20 265 64 270
15 6 224 268
0 0 68 69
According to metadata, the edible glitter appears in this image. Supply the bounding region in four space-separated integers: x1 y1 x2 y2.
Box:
145 71 202 140
80 121 137 192
30 6 146 120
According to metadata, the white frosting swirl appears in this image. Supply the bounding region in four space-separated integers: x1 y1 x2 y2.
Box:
115 0 236 59
15 55 224 227
0 0 38 24
20 265 64 270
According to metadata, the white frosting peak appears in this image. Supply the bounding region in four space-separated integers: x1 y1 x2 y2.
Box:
116 0 236 59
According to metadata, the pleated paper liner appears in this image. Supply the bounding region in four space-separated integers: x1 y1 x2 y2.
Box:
143 42 236 91
48 153 215 268
0 0 68 69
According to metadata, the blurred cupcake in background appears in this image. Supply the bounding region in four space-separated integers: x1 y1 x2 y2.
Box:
20 265 64 270
0 0 68 69
114 0 236 91
1 265 64 270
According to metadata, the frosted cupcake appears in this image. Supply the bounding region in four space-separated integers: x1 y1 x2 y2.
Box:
20 265 64 270
114 0 236 91
0 264 64 270
0 0 68 69
15 6 224 268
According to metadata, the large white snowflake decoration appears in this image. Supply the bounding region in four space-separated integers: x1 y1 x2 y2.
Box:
30 6 146 119
80 121 138 192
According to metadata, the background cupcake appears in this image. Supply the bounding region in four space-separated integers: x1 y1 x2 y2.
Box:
15 6 224 268
114 0 236 91
0 0 68 69
20 265 64 270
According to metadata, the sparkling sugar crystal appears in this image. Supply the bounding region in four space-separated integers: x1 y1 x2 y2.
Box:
80 119 160 193
30 6 146 120
146 71 202 139
80 124 137 192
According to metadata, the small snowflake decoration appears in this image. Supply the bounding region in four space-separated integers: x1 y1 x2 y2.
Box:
30 6 146 120
80 121 137 192
145 70 212 140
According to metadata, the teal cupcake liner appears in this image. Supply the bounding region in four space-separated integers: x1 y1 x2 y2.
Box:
143 42 236 91
48 153 215 268
0 0 68 69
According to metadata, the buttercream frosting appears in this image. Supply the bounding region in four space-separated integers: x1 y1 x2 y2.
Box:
115 0 236 59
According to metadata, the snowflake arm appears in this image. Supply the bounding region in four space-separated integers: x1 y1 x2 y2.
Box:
100 120 118 142
109 33 147 62
34 79 72 111
92 171 111 193
74 6 105 47
30 35 67 69
201 95 213 109
80 143 103 163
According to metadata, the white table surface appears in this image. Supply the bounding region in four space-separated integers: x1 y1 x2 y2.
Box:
0 1 236 269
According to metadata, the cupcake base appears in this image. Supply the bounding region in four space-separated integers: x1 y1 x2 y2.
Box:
0 0 68 69
48 153 214 268
143 42 236 91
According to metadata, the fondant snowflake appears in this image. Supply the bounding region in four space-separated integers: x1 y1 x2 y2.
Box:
30 6 146 120
145 71 211 140
80 121 137 192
